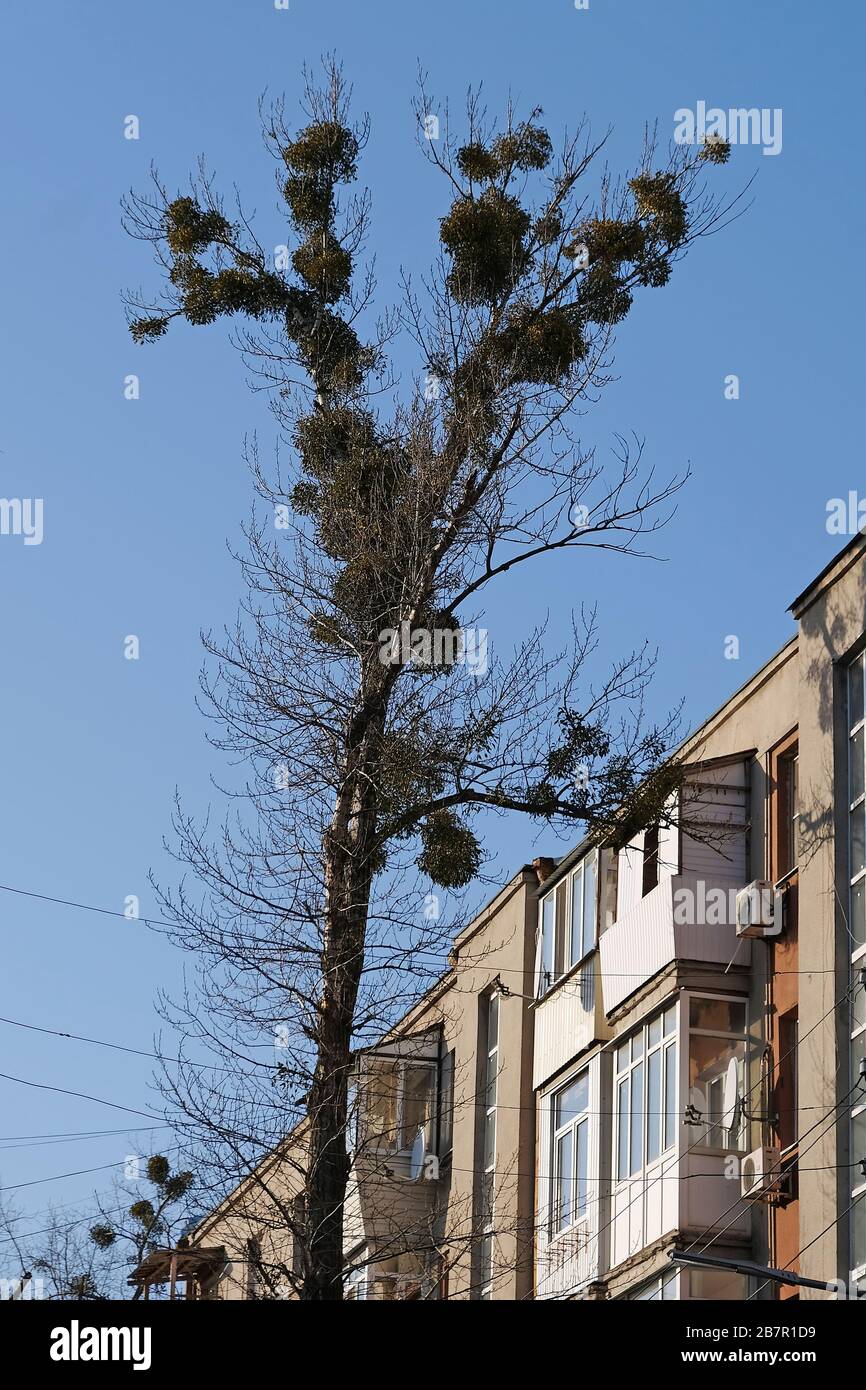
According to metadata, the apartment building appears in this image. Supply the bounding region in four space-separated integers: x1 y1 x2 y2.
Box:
165 865 540 1300
532 532 866 1301
154 535 865 1302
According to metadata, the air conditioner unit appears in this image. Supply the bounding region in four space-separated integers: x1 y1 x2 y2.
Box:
735 881 783 938
741 1146 780 1200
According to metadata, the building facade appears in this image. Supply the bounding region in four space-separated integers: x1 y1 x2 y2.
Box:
532 534 866 1300
178 537 865 1301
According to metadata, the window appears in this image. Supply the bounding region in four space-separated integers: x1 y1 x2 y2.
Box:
630 1269 678 1300
776 746 800 878
570 854 597 964
777 1011 798 1150
245 1237 262 1299
551 1071 590 1233
615 1004 677 1180
687 1268 748 1300
291 1196 306 1280
358 1055 437 1152
537 851 599 996
688 996 748 1151
344 1265 367 1300
478 992 499 1298
849 654 866 1276
438 1048 454 1156
642 823 660 897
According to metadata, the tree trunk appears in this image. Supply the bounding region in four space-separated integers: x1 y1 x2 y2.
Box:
302 698 382 1299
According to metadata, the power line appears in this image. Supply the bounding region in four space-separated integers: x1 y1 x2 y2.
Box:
0 1070 162 1121
0 1014 253 1074
747 1188 866 1301
0 880 839 977
0 1125 168 1143
0 1145 183 1194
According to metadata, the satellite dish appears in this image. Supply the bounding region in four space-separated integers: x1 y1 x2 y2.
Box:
689 1085 706 1114
408 1126 426 1181
721 1057 740 1133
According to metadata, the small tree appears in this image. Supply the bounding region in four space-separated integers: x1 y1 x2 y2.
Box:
88 1156 194 1299
123 59 736 1299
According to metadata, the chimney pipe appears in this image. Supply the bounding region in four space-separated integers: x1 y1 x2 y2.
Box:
532 856 556 885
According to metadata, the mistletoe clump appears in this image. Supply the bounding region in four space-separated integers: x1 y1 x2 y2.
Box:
699 135 732 164
282 120 360 183
495 303 586 384
165 196 231 255
456 141 500 182
628 172 688 246
440 188 532 304
292 230 353 303
490 122 553 172
417 809 481 888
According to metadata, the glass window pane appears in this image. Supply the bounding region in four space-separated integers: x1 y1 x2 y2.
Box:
665 1042 678 1150
438 1051 454 1155
480 1168 494 1222
853 803 866 880
664 1004 677 1036
555 1130 574 1231
485 1063 497 1112
852 656 865 731
403 1065 434 1148
853 1203 866 1274
479 1233 494 1285
852 1109 866 1190
554 883 567 979
690 997 747 1035
688 1269 747 1300
488 992 499 1047
616 1042 629 1074
852 1033 866 1096
852 727 865 805
576 1121 588 1217
634 1280 660 1301
617 1077 630 1180
852 878 866 953
483 1107 496 1169
632 1031 644 1061
648 1015 662 1048
363 1059 400 1145
630 1062 644 1174
555 1073 589 1129
690 1035 746 1150
583 855 597 952
647 1049 661 1162
541 896 555 990
570 866 583 966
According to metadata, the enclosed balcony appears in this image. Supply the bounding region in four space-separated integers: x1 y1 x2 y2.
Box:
599 759 751 1014
344 1030 444 1255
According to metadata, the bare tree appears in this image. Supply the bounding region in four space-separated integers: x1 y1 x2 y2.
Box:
0 1196 113 1301
122 58 738 1299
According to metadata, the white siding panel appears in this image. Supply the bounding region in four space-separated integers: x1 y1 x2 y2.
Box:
600 873 751 1015
533 962 596 1090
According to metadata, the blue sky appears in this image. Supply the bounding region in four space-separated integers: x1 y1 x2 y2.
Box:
1 0 863 1241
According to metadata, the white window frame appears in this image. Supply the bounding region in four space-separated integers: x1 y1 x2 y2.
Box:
614 1002 678 1183
686 992 750 1153
848 653 866 1279
537 850 599 997
628 1269 679 1300
551 1069 590 1235
479 991 499 1298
